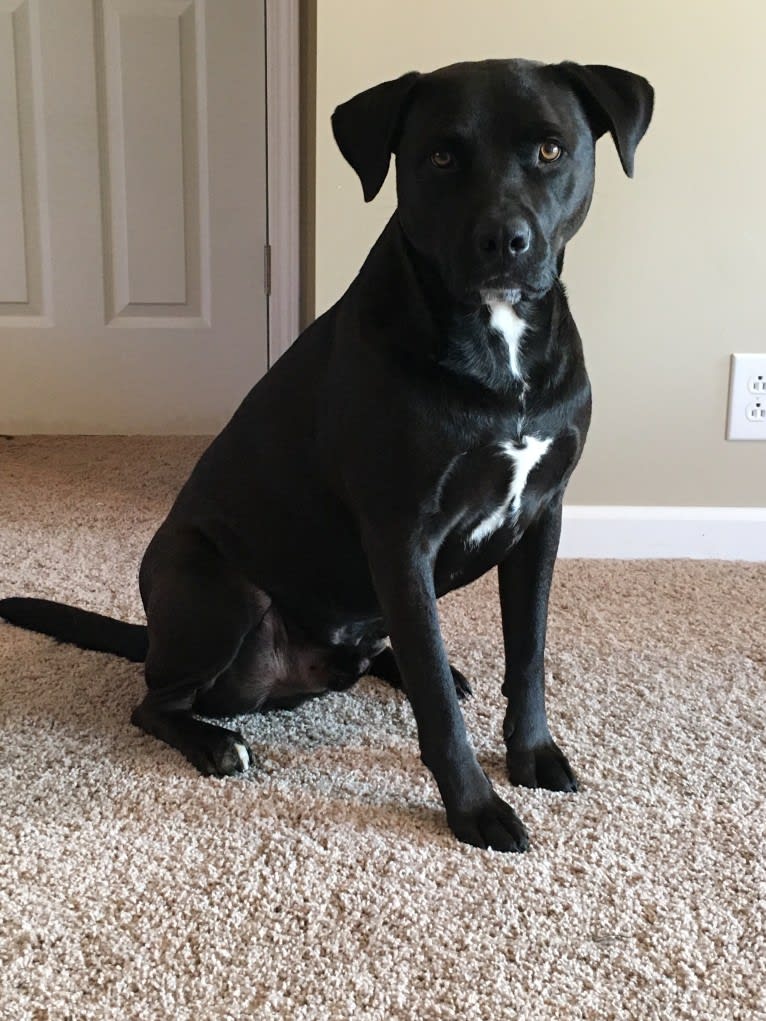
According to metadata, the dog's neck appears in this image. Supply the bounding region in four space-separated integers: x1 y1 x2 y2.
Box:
354 215 571 397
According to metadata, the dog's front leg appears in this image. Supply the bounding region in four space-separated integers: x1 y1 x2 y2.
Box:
363 524 528 852
498 498 577 792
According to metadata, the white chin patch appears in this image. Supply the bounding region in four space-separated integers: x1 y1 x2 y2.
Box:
480 288 523 306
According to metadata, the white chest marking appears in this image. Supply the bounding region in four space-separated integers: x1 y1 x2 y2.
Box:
487 301 527 381
467 436 553 547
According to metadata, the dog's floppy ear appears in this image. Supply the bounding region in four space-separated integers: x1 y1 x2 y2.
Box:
557 63 654 177
332 72 421 202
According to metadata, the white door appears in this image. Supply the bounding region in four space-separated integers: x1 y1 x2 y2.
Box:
0 0 268 433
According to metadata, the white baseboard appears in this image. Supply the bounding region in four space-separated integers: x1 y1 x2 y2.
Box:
559 506 766 561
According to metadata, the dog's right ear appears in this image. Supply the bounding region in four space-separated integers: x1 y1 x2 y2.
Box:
332 72 420 202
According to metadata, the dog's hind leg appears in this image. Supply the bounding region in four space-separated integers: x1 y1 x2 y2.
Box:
131 531 264 777
369 646 473 700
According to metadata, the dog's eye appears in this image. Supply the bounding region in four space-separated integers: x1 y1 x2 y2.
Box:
430 151 455 169
539 140 563 163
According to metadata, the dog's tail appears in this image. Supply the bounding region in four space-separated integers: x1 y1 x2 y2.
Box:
0 597 148 662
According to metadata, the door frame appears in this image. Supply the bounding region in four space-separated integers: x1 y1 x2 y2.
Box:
265 0 300 365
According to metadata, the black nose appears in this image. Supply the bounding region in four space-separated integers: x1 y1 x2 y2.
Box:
475 217 532 260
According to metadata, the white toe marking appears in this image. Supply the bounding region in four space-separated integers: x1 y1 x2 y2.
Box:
234 743 250 771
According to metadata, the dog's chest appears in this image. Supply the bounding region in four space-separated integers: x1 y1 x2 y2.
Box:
443 304 571 546
430 427 562 593
463 435 552 547
442 426 554 544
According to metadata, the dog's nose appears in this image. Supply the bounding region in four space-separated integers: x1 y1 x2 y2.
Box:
476 218 532 260
508 220 532 255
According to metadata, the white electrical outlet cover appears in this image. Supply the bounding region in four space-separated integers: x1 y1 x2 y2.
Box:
727 353 766 440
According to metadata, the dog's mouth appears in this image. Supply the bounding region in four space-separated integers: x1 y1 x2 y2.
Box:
469 273 552 308
479 286 524 306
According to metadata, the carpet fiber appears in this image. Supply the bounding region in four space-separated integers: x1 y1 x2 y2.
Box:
0 436 763 1020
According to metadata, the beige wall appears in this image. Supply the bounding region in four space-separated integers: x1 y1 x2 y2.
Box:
310 0 766 507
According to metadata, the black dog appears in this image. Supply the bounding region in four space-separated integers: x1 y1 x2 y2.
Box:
1 59 653 852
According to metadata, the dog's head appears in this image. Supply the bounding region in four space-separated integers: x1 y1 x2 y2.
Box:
332 59 653 307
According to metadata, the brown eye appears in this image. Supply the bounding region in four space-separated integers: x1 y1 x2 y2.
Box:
430 151 455 169
539 140 563 163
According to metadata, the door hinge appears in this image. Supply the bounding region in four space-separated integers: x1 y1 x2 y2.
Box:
264 243 272 296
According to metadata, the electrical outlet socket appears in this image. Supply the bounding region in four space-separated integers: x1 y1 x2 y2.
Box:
727 354 766 440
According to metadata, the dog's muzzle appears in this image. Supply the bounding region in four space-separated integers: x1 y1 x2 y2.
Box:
467 216 554 304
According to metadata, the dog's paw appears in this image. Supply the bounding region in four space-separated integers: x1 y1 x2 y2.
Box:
195 732 254 778
450 665 473 700
448 792 529 852
505 738 577 792
370 647 472 700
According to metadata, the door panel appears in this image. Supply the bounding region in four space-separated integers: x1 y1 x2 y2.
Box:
0 0 268 433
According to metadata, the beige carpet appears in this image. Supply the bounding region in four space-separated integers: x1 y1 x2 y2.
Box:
0 436 763 1021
